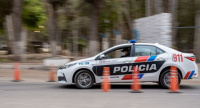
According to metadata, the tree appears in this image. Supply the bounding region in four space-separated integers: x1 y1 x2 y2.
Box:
45 0 66 57
155 0 163 14
122 0 134 39
2 0 46 57
0 0 12 33
176 0 195 51
0 0 13 54
12 0 23 61
145 0 151 16
23 0 46 30
86 0 102 56
194 0 200 62
171 0 178 48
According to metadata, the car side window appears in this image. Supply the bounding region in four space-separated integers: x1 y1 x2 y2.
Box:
157 48 165 55
135 45 164 56
104 46 131 59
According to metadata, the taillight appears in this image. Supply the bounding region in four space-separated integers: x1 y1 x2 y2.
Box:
185 56 196 61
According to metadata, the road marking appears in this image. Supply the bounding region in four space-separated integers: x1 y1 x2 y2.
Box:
180 94 200 96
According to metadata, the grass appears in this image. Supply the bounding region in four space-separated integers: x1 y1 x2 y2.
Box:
0 58 12 63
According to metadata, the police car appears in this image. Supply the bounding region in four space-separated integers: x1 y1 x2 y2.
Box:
57 40 198 89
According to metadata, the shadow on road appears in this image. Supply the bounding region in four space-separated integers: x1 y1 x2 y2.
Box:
58 84 197 90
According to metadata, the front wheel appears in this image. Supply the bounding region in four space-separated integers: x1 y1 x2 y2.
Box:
159 69 181 89
74 70 94 89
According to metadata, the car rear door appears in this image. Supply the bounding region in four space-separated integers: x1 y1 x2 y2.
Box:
132 45 167 81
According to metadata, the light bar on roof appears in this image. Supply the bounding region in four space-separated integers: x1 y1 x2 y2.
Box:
129 40 137 43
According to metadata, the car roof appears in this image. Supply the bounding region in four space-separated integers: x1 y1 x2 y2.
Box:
117 42 179 53
135 43 159 46
95 42 179 58
116 43 159 46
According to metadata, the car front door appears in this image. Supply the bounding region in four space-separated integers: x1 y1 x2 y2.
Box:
93 45 134 82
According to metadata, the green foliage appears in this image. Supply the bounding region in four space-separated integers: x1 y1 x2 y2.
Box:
22 0 46 30
77 1 90 16
134 0 145 18
48 0 66 5
0 0 12 33
99 0 119 32
78 0 120 33
63 36 87 49
177 0 195 51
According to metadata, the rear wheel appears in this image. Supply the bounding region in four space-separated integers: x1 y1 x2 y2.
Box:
159 69 181 89
74 70 94 89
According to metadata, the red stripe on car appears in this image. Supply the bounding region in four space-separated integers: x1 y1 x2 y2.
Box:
134 56 150 63
122 75 132 80
184 71 191 79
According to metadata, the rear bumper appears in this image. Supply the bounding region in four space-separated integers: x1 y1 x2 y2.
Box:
183 63 198 79
192 63 198 78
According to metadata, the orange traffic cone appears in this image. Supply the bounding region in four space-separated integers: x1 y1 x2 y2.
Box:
48 64 56 82
131 66 142 93
13 63 21 82
101 67 111 92
169 66 180 93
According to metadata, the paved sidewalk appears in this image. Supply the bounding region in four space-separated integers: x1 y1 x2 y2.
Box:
0 68 57 82
0 63 60 70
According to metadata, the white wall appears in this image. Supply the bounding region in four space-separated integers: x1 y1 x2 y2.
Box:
134 13 172 47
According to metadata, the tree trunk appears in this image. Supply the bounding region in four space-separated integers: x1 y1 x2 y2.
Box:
5 15 14 54
132 0 138 18
194 0 200 62
145 0 151 16
88 0 101 56
46 1 57 57
171 0 178 48
12 0 23 61
116 1 123 45
164 0 170 13
155 0 163 14
56 26 62 55
123 0 134 39
73 30 78 56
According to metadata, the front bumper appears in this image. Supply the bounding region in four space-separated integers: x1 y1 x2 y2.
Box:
57 68 75 84
57 70 67 83
58 75 66 82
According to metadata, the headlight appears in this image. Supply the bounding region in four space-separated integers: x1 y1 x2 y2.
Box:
68 63 77 68
59 63 77 70
59 65 68 69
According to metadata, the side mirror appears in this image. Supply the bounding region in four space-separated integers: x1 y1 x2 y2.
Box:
99 54 106 59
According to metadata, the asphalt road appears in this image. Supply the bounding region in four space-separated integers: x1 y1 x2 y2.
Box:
0 80 200 108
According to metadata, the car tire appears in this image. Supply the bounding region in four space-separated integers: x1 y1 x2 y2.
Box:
159 69 181 89
74 70 94 89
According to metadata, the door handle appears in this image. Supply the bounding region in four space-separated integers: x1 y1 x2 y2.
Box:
123 61 132 63
157 57 165 60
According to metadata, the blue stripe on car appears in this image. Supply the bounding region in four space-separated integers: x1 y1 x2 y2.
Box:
139 74 144 79
147 55 157 61
188 70 195 79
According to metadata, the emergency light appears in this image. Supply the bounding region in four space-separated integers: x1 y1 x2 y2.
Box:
129 40 137 43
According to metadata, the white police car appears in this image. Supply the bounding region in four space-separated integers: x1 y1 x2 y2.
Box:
57 40 198 89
